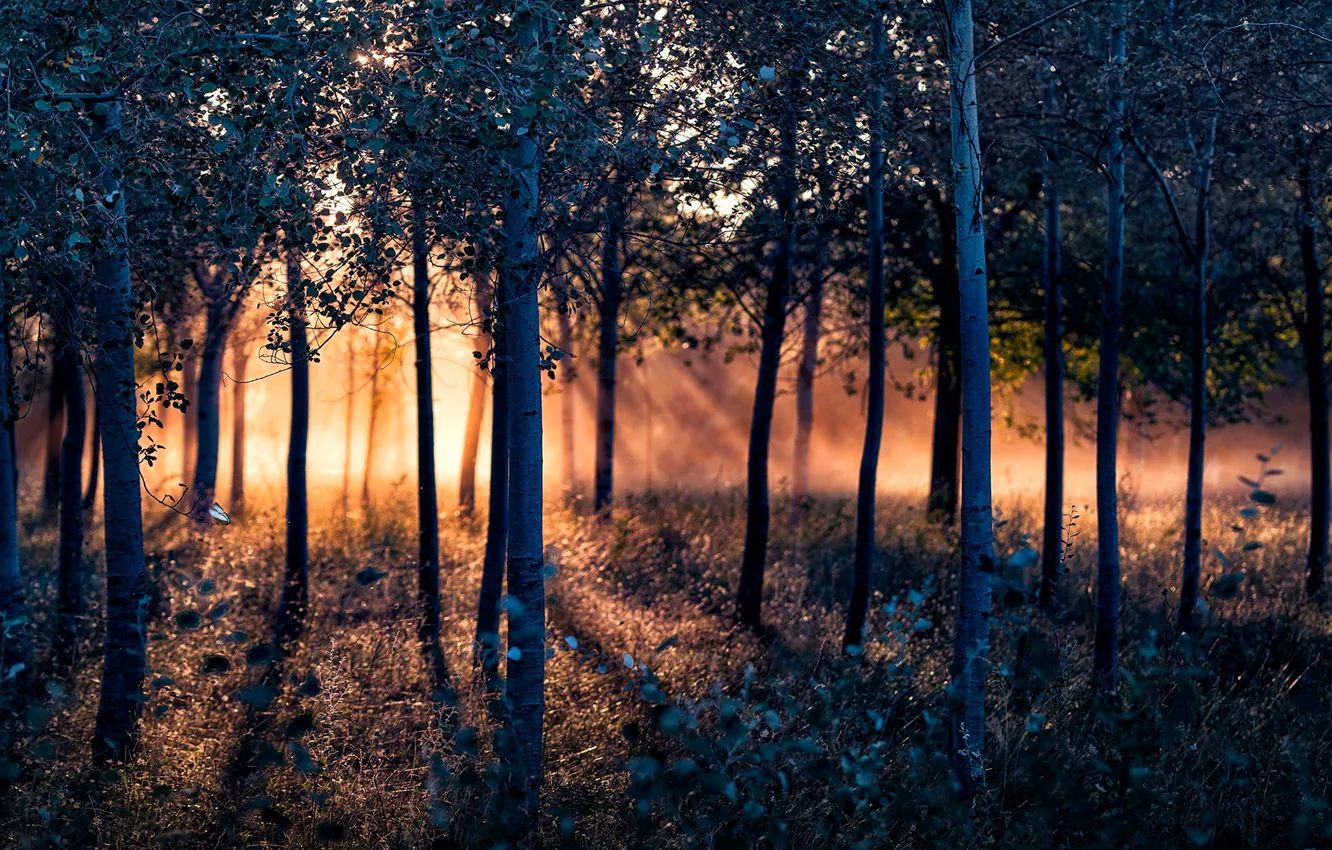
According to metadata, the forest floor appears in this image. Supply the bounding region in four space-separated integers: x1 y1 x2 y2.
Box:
3 485 1331 849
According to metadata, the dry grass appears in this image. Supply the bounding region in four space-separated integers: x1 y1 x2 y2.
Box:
2 486 1330 848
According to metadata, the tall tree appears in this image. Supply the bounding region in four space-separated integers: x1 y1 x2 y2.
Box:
411 193 445 683
927 193 962 525
1039 68 1065 613
1299 147 1329 596
40 351 66 520
944 0 995 789
277 250 309 647
593 173 628 516
1093 0 1128 696
736 77 799 630
83 394 100 512
53 298 86 667
0 262 27 709
230 342 247 521
845 14 887 652
475 292 508 671
458 286 491 518
89 98 148 763
186 260 247 519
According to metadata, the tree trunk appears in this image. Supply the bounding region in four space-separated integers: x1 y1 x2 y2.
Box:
1178 115 1217 633
736 101 798 631
556 298 576 506
83 392 100 512
500 66 546 828
845 17 886 652
277 250 309 647
181 348 197 489
593 181 627 516
230 343 247 521
791 237 826 515
928 194 962 525
1093 0 1127 697
945 0 995 790
41 353 66 520
342 332 354 516
412 195 445 684
1301 152 1329 597
54 335 87 668
0 262 28 710
189 303 228 518
458 285 492 519
90 99 148 764
475 302 508 668
361 335 382 516
1039 71 1065 614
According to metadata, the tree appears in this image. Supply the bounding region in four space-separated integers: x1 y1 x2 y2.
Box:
944 0 995 788
845 12 888 652
1039 65 1065 613
1093 0 1128 697
53 290 86 667
0 261 27 710
88 97 148 763
276 249 309 647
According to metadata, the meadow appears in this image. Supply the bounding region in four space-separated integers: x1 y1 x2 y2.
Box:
5 484 1329 849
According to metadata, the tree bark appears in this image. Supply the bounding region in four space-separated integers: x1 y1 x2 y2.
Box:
1178 115 1217 633
181 348 197 489
845 16 887 652
277 250 309 647
500 57 547 827
230 343 247 521
361 335 382 516
736 89 798 631
458 285 492 518
41 352 66 520
945 0 995 790
90 99 148 764
54 332 87 668
928 194 962 525
342 332 354 515
1093 0 1127 697
83 391 100 512
412 195 445 684
189 300 230 518
556 296 576 506
593 180 627 516
0 262 27 709
1039 71 1065 614
1300 151 1329 597
791 233 826 515
475 299 508 668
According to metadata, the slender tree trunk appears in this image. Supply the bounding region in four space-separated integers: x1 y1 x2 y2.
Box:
458 286 492 518
556 299 576 506
1093 0 1128 697
277 250 309 647
1039 72 1065 614
189 304 228 518
181 348 197 488
1301 152 1329 597
412 195 445 683
791 238 826 515
90 99 148 763
0 263 28 709
342 332 354 515
54 334 87 668
5 319 17 503
83 392 100 512
41 355 66 520
230 343 247 521
928 195 962 525
945 0 995 790
1178 115 1217 633
845 17 887 652
593 181 626 516
475 303 508 668
361 336 382 515
500 53 547 827
736 101 798 631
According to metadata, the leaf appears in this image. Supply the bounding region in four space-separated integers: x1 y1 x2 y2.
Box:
174 610 203 631
654 635 678 654
1237 475 1260 488
355 566 387 586
1249 490 1277 505
623 654 635 668
1008 547 1039 571
564 636 578 650
912 618 933 632
297 673 322 698
759 65 776 81
1209 571 1245 601
1241 541 1263 552
506 647 522 661
202 654 231 674
209 503 230 524
237 684 278 709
